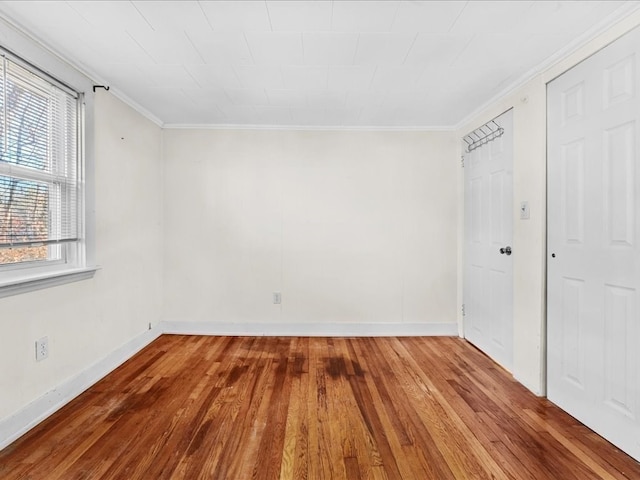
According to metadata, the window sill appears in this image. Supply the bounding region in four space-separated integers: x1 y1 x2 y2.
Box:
0 266 99 299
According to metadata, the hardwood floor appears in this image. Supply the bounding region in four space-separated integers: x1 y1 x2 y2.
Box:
1 336 639 479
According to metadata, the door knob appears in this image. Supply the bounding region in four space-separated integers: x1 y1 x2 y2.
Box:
499 246 512 255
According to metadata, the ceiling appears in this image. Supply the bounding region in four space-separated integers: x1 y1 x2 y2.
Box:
0 1 636 128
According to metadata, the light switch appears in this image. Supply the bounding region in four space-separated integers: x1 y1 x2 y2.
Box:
520 201 530 220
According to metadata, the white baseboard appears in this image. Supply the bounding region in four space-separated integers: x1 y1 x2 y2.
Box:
160 320 458 337
0 326 162 451
0 320 457 452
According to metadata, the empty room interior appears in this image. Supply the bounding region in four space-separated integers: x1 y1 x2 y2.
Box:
1 1 640 478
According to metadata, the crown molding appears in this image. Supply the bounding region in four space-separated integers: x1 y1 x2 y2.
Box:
162 123 455 132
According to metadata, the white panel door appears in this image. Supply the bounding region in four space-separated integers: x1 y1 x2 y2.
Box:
464 109 514 371
547 26 640 462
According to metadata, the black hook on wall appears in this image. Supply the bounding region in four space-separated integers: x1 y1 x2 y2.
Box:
92 85 110 92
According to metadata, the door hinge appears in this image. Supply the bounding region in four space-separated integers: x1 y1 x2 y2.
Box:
462 304 466 316
461 155 465 168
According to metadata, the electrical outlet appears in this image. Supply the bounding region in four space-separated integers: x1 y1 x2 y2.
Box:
273 292 282 304
35 336 49 362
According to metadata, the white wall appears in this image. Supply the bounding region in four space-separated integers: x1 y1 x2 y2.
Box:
458 11 640 395
0 91 163 424
162 129 458 334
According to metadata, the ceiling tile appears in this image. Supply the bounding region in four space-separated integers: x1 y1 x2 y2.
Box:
439 66 517 97
265 89 307 108
452 34 529 69
182 87 234 109
320 108 349 126
449 1 535 34
403 34 473 67
183 64 241 89
331 1 400 32
357 107 389 126
305 91 347 109
327 66 376 90
371 66 426 91
392 1 466 34
345 91 387 109
585 2 630 30
137 64 201 89
187 31 254 64
219 105 260 124
266 1 332 31
234 65 285 90
179 109 228 125
383 91 431 109
132 1 212 31
0 1 87 29
521 1 624 34
245 32 304 66
253 105 294 125
68 1 152 31
166 89 228 123
127 28 204 64
291 107 337 125
76 29 153 64
513 33 575 68
340 107 364 125
124 86 197 122
281 66 328 90
302 32 359 65
353 33 417 66
384 106 436 126
417 68 454 91
101 63 157 89
224 88 270 107
199 1 271 31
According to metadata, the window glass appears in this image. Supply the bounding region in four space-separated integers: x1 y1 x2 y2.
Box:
0 54 80 269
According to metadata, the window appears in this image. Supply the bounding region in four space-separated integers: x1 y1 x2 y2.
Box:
0 49 89 291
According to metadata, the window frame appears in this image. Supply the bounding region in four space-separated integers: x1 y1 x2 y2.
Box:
0 36 96 298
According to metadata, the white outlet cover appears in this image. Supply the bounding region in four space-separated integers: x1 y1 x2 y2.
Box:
36 336 48 362
520 201 530 220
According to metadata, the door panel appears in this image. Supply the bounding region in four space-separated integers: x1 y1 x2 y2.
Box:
489 268 508 348
463 109 514 372
604 121 635 245
561 140 585 243
603 284 635 417
560 277 585 389
547 26 640 462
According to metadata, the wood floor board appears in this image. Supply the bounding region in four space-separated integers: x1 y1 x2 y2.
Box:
1 335 639 479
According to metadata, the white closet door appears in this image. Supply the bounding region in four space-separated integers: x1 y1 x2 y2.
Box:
463 109 514 372
547 26 640 462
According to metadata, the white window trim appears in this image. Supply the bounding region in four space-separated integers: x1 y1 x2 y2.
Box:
0 16 96 298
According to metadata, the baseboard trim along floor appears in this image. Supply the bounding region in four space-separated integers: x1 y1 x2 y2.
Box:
160 320 459 337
